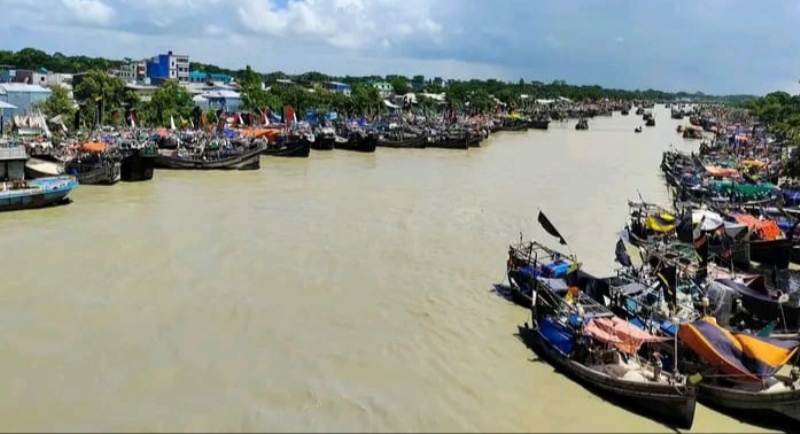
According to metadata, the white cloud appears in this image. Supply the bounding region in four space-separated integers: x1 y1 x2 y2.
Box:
60 0 115 26
1 0 799 94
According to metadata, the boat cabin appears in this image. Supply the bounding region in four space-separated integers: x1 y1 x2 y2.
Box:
0 146 29 181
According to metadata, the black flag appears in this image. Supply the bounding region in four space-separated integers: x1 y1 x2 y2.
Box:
693 231 709 283
537 211 567 245
614 238 632 267
657 264 678 310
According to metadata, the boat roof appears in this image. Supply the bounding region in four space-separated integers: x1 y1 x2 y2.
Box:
0 147 29 161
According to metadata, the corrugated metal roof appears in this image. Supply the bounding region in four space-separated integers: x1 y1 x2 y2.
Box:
0 147 29 161
0 83 51 93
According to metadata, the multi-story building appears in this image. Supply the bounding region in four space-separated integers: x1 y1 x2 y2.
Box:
146 51 190 84
114 60 147 83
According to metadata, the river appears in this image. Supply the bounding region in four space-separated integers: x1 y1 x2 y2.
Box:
0 107 773 432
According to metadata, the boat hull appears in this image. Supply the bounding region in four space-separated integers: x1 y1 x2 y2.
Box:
0 176 78 212
65 161 122 185
428 137 469 150
528 119 550 130
312 136 335 151
699 382 800 424
263 140 310 158
377 136 427 149
121 149 156 182
155 145 265 170
520 324 696 429
335 135 377 153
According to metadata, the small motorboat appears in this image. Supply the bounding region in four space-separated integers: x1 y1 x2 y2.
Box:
635 126 643 133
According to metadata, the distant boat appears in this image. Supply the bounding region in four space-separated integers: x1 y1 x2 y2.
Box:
635 126 643 133
0 176 78 212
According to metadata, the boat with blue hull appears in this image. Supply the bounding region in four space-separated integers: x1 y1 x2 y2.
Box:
0 176 78 212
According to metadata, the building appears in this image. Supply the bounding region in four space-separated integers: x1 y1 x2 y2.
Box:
0 83 52 115
198 90 241 111
114 60 147 83
146 51 190 84
189 71 233 84
125 83 158 102
371 81 392 96
432 77 448 87
322 81 351 96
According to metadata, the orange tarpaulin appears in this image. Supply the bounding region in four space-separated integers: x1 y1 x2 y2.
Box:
239 128 282 140
704 166 739 177
732 214 783 240
678 317 799 382
584 316 669 355
81 142 108 153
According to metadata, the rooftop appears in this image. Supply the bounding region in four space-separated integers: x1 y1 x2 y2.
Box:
0 83 51 93
0 147 29 161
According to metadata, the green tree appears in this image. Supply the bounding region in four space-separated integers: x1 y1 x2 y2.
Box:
389 77 410 95
39 85 75 120
144 80 194 127
73 70 127 125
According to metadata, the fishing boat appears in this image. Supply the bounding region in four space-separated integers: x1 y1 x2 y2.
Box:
155 141 266 170
334 131 378 153
376 134 427 149
64 146 122 185
678 317 800 425
516 210 696 428
428 134 470 150
528 117 550 130
635 126 643 133
645 114 656 127
262 137 311 158
25 157 65 179
621 109 630 116
575 119 589 130
312 126 336 150
0 176 79 212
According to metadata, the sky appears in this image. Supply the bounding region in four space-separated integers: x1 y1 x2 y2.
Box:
2 0 799 95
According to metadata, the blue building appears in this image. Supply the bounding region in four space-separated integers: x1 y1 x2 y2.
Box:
146 51 190 83
0 83 52 116
189 71 233 84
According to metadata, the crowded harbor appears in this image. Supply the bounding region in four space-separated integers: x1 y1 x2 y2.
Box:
500 101 800 431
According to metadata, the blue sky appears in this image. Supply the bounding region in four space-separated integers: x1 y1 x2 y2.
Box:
1 0 798 95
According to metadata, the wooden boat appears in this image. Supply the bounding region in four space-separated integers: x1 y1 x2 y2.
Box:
506 239 603 308
621 109 630 116
528 118 550 130
497 122 528 132
334 132 377 153
678 317 800 425
155 142 265 170
376 135 427 149
575 119 589 130
313 127 335 150
64 142 122 185
120 146 157 182
518 270 696 429
25 157 65 179
635 126 643 133
262 138 311 158
0 176 78 212
64 158 121 185
428 136 469 150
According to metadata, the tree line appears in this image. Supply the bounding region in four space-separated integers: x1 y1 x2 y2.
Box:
3 47 760 128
